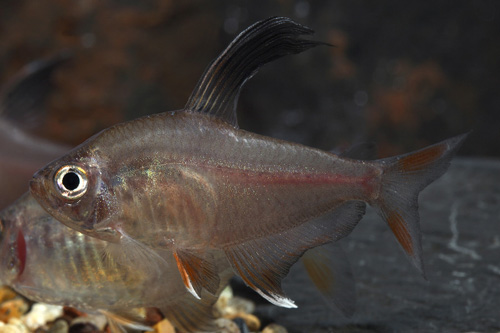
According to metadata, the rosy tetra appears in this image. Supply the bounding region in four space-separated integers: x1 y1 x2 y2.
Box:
29 17 466 314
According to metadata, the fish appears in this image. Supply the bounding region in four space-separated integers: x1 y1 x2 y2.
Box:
0 192 235 331
0 55 70 208
0 194 357 331
29 16 467 310
0 36 356 331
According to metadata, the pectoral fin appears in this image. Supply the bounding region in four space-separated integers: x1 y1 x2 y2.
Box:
101 227 169 279
224 201 365 308
174 250 220 299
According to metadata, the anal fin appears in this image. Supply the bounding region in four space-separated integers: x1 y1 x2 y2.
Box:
174 250 220 299
224 201 365 308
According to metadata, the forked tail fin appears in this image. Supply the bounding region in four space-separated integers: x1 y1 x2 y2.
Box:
372 134 468 275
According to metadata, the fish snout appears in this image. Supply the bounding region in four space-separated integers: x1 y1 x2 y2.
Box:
29 168 51 201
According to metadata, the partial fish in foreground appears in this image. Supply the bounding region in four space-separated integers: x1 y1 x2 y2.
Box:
0 193 355 331
0 55 69 208
0 193 233 331
30 17 467 310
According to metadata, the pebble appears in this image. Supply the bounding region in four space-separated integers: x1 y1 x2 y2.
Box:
145 307 164 325
215 286 256 314
216 291 256 319
262 323 288 333
214 285 234 315
213 318 240 333
0 287 17 303
0 299 29 322
232 317 249 333
225 312 260 331
0 285 289 333
148 318 176 333
62 307 86 320
47 319 70 333
225 297 256 316
68 322 100 333
70 313 107 331
1 318 29 333
22 303 63 330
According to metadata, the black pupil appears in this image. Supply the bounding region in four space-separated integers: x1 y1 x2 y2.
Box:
62 172 80 191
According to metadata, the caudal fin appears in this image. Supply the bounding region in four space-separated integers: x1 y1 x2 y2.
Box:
372 134 468 275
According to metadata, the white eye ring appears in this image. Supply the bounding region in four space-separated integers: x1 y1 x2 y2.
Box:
54 165 88 200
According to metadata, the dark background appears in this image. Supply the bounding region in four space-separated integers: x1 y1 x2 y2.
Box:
1 2 499 332
1 0 498 158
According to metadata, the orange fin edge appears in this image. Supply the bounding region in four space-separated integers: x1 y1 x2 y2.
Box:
174 250 220 299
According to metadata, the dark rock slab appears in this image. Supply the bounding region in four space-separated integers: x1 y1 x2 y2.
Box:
253 158 500 333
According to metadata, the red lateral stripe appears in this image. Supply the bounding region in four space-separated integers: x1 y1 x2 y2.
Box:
210 164 371 187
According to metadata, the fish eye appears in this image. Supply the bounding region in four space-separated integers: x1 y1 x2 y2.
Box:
54 165 88 200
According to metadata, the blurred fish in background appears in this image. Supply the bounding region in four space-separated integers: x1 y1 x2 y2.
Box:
0 55 70 208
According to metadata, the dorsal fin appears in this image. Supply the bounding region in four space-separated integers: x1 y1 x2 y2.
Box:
184 16 326 127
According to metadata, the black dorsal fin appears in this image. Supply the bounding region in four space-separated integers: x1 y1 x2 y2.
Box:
184 16 326 127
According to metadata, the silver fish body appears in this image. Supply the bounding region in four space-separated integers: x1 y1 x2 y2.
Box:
29 17 467 313
33 111 377 247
